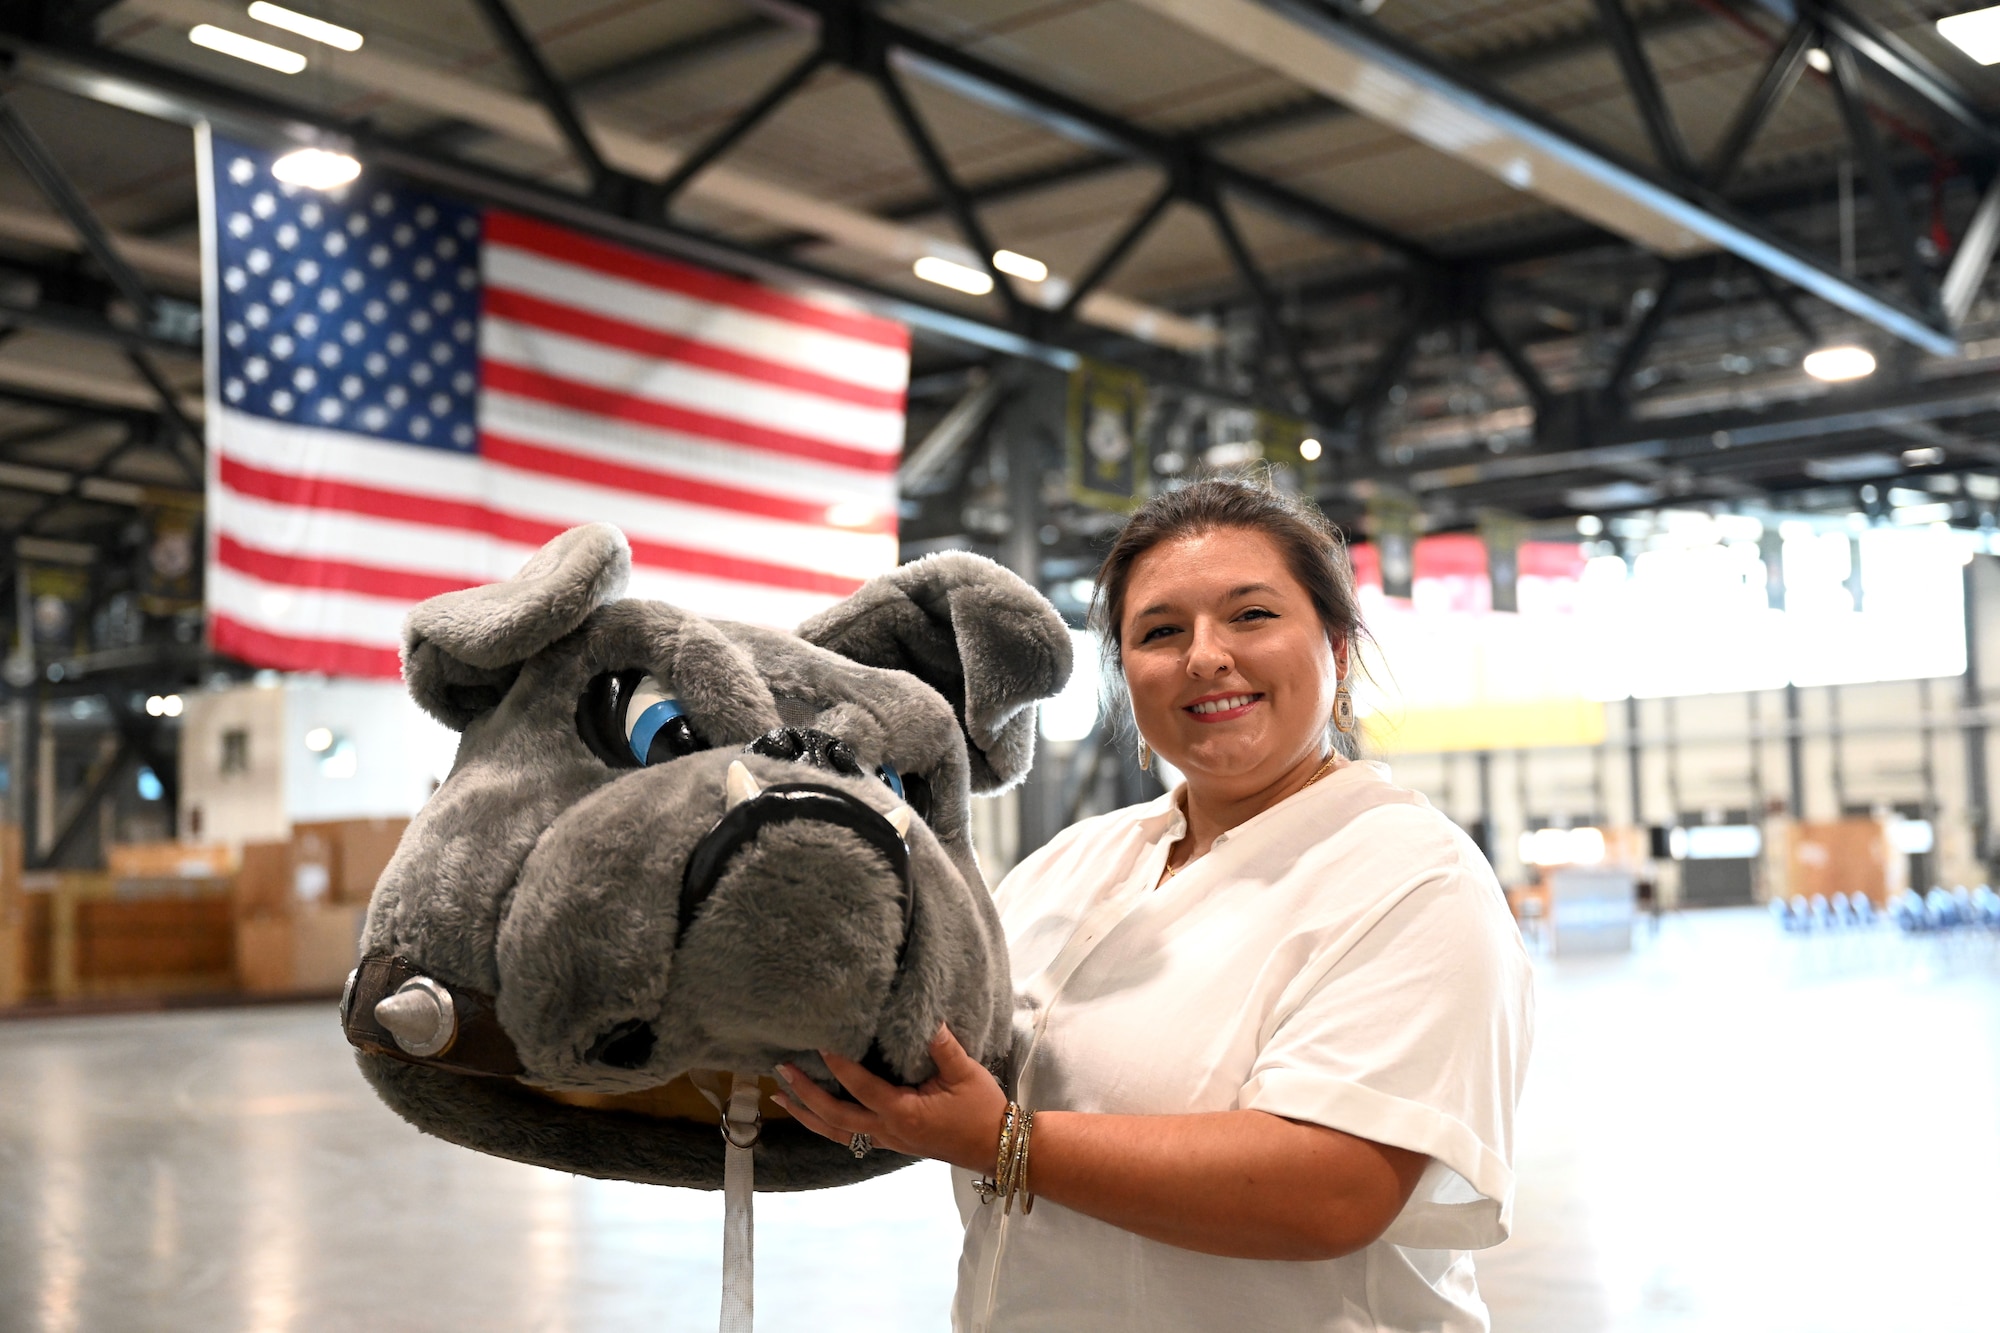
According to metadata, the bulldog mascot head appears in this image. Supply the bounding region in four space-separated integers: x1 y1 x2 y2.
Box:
339 524 1071 1189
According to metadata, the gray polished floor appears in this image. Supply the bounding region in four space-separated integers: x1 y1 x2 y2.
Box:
3 910 1996 1332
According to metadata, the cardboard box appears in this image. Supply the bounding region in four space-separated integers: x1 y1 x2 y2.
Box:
234 841 294 918
235 914 295 995
292 824 337 904
296 902 365 991
1787 818 1905 907
335 819 407 902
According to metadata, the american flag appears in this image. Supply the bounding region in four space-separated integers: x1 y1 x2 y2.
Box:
197 130 908 678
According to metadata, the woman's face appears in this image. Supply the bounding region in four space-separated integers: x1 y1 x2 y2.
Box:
1118 527 1344 793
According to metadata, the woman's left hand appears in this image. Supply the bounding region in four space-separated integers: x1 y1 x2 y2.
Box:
774 1025 1008 1173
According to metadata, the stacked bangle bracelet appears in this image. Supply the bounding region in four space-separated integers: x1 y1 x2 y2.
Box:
972 1101 1036 1215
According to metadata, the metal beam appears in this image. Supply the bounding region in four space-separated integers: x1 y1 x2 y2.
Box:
1594 0 1696 179
1205 190 1336 421
789 0 1429 263
1057 178 1176 322
1402 366 2000 496
1705 20 1815 189
870 3 1717 229
1127 0 1959 357
872 61 1028 323
657 46 826 207
1943 173 2000 328
467 0 617 198
1470 304 1552 412
1606 267 1684 399
1787 0 2000 149
33 730 132 870
1826 36 1939 318
0 93 153 319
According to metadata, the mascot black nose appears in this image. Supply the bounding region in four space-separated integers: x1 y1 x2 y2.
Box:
748 726 866 777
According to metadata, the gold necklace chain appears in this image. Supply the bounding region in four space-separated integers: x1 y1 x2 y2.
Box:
1158 752 1340 884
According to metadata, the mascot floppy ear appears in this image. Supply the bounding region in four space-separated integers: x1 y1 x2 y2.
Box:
799 550 1072 792
402 523 631 730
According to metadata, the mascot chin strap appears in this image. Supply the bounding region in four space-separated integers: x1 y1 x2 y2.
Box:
691 1071 763 1333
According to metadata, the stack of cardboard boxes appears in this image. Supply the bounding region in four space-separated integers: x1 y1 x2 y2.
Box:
235 818 407 994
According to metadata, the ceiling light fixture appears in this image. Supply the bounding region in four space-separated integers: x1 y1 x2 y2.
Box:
1298 437 1323 461
992 249 1048 282
1939 6 2000 64
913 255 994 296
189 23 307 73
247 2 363 50
1802 345 1876 382
1804 47 1832 73
272 146 362 190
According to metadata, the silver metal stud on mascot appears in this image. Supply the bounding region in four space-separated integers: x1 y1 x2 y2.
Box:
337 524 1072 1328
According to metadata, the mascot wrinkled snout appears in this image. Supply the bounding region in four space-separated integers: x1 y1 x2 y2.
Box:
340 523 1072 1191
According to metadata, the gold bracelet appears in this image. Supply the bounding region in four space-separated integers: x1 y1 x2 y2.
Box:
974 1102 1019 1205
1005 1108 1035 1215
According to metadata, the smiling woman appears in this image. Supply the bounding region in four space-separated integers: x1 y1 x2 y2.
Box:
774 478 1535 1333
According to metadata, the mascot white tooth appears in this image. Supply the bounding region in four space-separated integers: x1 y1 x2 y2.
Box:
339 523 1072 1328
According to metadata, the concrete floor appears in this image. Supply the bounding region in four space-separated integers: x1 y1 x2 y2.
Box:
2 909 1996 1332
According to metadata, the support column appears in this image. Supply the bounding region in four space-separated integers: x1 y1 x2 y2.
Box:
1785 682 1806 820
995 364 1066 859
1964 559 1992 872
1625 695 1644 827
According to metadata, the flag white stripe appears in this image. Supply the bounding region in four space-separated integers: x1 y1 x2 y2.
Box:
212 558 838 650
213 453 898 583
210 564 411 647
211 485 527 582
485 242 910 393
482 318 907 455
480 395 896 509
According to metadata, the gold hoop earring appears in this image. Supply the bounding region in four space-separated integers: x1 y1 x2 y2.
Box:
1136 735 1152 770
1332 681 1356 734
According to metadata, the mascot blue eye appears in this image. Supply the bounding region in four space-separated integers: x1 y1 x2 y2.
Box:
625 676 707 766
876 762 905 800
577 669 709 769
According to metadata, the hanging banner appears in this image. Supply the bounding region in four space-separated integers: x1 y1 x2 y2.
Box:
1367 493 1420 600
139 501 203 617
23 564 89 660
1067 359 1148 511
1480 511 1527 613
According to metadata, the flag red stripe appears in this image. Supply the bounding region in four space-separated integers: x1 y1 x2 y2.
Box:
484 211 909 351
481 287 905 412
480 362 900 475
216 534 474 602
479 432 893 534
210 613 404 680
216 456 867 597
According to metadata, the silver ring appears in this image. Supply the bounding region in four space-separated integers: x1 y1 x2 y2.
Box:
848 1132 875 1158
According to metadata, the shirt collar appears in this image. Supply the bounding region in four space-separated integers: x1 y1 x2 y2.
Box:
1138 756 1387 847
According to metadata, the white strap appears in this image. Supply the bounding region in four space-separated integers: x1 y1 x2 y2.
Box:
719 1079 759 1333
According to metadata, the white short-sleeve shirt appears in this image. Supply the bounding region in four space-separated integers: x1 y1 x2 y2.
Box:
951 761 1535 1333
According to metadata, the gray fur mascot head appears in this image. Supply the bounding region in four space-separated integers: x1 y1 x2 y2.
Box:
339 523 1072 1190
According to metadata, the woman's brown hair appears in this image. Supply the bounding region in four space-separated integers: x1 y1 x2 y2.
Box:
1088 476 1369 754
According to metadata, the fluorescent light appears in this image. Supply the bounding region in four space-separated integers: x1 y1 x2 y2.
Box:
273 146 361 190
1299 437 1322 461
1805 47 1832 73
992 249 1048 282
914 255 994 296
1939 6 2000 65
1902 446 1946 468
1802 345 1876 382
189 23 307 73
247 2 362 50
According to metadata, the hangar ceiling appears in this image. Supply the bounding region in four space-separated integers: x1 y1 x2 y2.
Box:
0 0 1994 604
